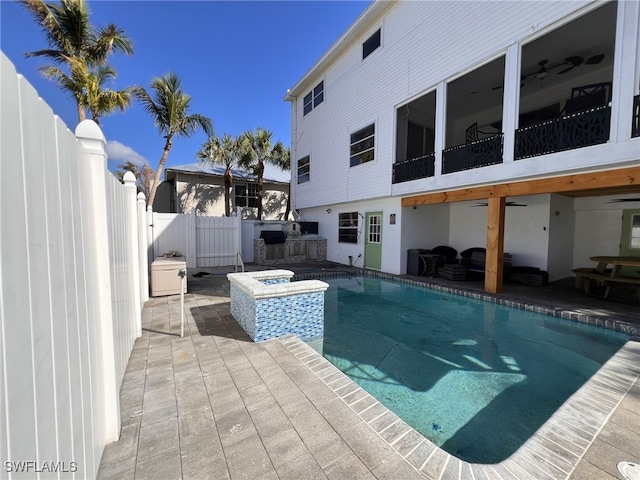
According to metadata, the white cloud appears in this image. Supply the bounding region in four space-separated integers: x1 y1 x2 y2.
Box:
105 140 149 169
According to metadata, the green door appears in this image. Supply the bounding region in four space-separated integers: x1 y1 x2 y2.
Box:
364 212 382 270
619 209 640 277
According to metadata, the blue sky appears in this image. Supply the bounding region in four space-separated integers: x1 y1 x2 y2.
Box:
1 0 371 172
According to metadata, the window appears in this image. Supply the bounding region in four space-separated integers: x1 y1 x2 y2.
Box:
339 212 359 243
235 183 258 208
350 124 375 167
297 155 310 184
631 214 640 249
362 29 381 59
303 81 324 116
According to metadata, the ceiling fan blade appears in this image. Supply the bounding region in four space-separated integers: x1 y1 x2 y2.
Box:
557 66 574 75
585 53 605 64
565 55 584 67
607 198 640 203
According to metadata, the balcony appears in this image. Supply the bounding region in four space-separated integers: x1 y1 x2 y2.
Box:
392 153 435 184
442 134 503 174
515 105 611 160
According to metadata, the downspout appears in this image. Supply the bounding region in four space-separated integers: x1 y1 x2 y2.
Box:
285 90 298 214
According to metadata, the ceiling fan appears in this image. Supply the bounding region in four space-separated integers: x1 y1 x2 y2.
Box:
607 198 640 203
471 201 528 207
522 53 605 82
492 53 605 90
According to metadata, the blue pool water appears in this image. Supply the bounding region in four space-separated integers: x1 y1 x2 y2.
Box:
316 276 629 464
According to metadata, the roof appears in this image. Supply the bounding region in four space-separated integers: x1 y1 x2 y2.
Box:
165 162 291 185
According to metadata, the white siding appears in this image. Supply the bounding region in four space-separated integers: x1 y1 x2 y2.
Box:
292 1 596 210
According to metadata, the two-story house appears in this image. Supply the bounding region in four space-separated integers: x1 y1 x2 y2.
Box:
286 0 640 293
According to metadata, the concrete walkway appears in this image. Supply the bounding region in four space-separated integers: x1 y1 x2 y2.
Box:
97 268 640 480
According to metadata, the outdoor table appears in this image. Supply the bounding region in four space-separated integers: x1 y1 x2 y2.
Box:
590 256 640 276
418 253 443 277
587 256 640 300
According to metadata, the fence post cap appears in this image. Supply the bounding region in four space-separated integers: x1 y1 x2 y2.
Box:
137 192 146 201
123 171 136 184
75 119 105 143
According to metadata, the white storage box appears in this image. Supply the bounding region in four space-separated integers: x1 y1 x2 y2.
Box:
151 256 187 296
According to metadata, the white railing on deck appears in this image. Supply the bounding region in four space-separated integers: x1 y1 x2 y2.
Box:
0 51 145 479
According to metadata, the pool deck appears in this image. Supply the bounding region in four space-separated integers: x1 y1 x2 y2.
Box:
97 263 640 480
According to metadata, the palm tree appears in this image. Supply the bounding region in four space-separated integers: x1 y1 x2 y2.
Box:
240 128 288 220
84 65 131 125
132 72 214 208
114 161 154 199
274 147 291 220
39 63 131 125
197 134 242 217
20 0 133 122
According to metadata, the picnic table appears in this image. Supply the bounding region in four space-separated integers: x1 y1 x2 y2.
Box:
573 256 640 301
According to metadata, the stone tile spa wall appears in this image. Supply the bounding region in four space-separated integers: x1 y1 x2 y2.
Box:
227 270 329 342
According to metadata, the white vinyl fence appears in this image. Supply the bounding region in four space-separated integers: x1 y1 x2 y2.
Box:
151 212 196 266
1 52 146 479
150 211 241 268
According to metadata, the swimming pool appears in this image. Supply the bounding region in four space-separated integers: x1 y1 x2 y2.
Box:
314 275 629 464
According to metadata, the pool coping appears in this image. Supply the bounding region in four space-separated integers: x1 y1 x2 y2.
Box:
286 270 640 479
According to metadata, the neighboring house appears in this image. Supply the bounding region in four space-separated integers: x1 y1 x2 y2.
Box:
285 0 640 292
154 162 291 220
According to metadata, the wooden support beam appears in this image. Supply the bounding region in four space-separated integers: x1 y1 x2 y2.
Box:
485 197 506 293
401 166 640 206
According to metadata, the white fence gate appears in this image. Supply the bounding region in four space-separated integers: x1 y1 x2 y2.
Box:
196 215 242 267
151 212 196 266
151 211 241 268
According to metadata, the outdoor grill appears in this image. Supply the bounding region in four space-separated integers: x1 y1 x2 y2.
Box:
260 230 286 245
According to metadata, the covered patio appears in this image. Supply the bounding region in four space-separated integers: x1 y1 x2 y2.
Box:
402 166 640 294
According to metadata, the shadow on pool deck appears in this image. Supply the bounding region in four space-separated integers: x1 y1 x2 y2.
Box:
97 262 640 480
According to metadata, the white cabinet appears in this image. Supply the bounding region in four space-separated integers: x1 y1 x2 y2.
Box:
151 256 187 296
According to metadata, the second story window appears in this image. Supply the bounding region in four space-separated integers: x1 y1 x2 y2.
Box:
235 183 258 208
297 155 310 184
303 81 324 116
350 124 375 167
362 29 381 59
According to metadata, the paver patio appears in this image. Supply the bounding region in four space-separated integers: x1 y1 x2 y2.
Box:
97 266 640 480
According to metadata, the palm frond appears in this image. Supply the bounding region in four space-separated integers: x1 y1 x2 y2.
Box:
38 64 83 99
89 23 134 65
131 85 165 129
